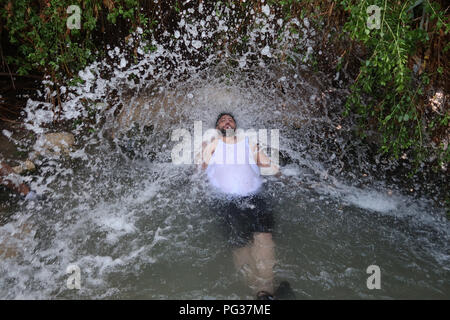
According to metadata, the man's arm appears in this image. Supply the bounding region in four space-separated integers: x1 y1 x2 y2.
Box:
195 138 219 170
251 144 280 176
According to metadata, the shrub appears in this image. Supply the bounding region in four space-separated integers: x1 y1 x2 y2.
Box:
339 0 449 168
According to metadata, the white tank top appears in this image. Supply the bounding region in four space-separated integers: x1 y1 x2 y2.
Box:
206 136 262 196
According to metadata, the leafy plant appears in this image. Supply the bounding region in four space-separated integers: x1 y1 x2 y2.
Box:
1 0 150 110
340 0 449 167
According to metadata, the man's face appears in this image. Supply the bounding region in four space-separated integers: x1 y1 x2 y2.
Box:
216 115 236 136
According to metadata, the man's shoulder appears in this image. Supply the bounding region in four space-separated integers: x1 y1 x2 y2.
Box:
203 137 220 150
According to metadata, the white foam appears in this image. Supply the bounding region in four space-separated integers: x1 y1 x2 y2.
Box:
344 190 399 213
2 129 12 138
281 164 301 177
262 5 271 16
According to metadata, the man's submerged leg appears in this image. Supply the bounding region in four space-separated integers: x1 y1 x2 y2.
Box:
251 232 276 295
232 232 275 297
232 245 258 289
224 195 277 298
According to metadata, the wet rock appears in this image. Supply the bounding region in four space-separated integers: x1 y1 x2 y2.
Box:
12 160 36 174
32 132 75 157
0 222 33 259
0 129 24 165
279 151 293 167
113 90 185 138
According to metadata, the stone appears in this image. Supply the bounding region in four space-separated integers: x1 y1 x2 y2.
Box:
32 132 75 156
0 222 33 259
12 160 36 174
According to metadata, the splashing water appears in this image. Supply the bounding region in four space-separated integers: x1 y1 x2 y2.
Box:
0 4 448 299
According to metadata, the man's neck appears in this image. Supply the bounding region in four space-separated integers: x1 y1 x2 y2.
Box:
222 135 237 144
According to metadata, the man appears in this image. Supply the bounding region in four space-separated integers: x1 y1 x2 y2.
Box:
198 113 294 300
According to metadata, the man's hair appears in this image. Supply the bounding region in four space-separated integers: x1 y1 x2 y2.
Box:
215 112 236 127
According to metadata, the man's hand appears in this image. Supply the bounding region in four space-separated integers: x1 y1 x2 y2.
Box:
195 138 219 170
252 143 280 175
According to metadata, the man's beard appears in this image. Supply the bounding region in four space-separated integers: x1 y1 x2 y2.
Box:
220 128 236 137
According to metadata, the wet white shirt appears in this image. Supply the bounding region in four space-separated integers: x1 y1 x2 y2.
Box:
206 136 262 196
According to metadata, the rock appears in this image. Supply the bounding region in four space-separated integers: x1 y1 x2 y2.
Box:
113 90 184 138
0 222 33 259
12 160 36 174
32 132 75 157
0 130 22 163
